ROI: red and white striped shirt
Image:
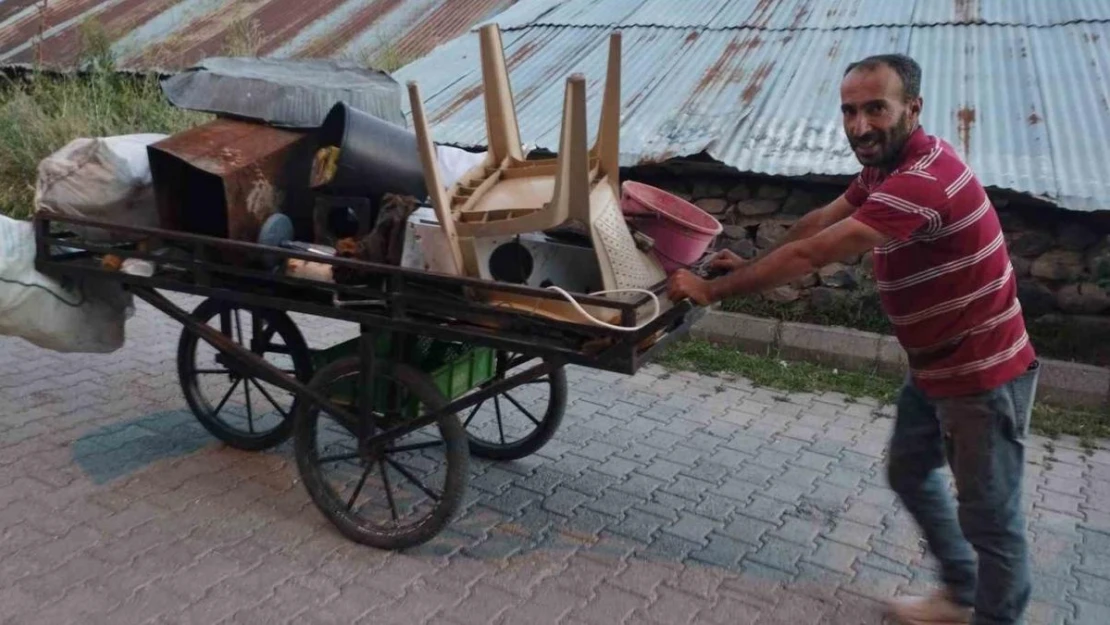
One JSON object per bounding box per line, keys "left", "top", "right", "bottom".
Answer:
{"left": 846, "top": 126, "right": 1035, "bottom": 398}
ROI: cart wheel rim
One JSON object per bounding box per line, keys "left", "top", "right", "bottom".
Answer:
{"left": 177, "top": 298, "right": 311, "bottom": 451}
{"left": 461, "top": 352, "right": 567, "bottom": 461}
{"left": 294, "top": 358, "right": 468, "bottom": 549}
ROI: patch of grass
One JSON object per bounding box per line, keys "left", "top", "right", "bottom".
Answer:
{"left": 356, "top": 34, "right": 413, "bottom": 74}
{"left": 657, "top": 338, "right": 900, "bottom": 405}
{"left": 373, "top": 44, "right": 409, "bottom": 73}
{"left": 1029, "top": 403, "right": 1110, "bottom": 445}
{"left": 76, "top": 18, "right": 115, "bottom": 72}
{"left": 222, "top": 17, "right": 265, "bottom": 57}
{"left": 0, "top": 21, "right": 207, "bottom": 219}
{"left": 658, "top": 338, "right": 1110, "bottom": 443}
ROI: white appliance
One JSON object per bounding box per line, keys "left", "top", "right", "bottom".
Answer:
{"left": 401, "top": 207, "right": 603, "bottom": 293}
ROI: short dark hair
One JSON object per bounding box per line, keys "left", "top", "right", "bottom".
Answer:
{"left": 844, "top": 53, "right": 922, "bottom": 100}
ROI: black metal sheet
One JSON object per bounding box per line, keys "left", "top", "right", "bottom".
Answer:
{"left": 160, "top": 57, "right": 407, "bottom": 129}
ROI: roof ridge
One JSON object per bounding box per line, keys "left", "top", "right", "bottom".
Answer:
{"left": 495, "top": 18, "right": 1110, "bottom": 32}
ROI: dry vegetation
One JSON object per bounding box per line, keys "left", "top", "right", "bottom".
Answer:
{"left": 0, "top": 19, "right": 207, "bottom": 219}
{"left": 222, "top": 17, "right": 266, "bottom": 57}
{"left": 355, "top": 32, "right": 413, "bottom": 74}
{"left": 0, "top": 13, "right": 421, "bottom": 219}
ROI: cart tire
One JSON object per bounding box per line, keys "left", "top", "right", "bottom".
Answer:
{"left": 177, "top": 298, "right": 313, "bottom": 451}
{"left": 294, "top": 357, "right": 469, "bottom": 550}
{"left": 465, "top": 354, "right": 567, "bottom": 461}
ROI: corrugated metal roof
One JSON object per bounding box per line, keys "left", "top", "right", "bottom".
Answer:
{"left": 0, "top": 0, "right": 520, "bottom": 71}
{"left": 396, "top": 0, "right": 1110, "bottom": 212}
{"left": 483, "top": 0, "right": 1110, "bottom": 30}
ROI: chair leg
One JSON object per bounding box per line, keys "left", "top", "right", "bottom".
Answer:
{"left": 591, "top": 32, "right": 623, "bottom": 198}
{"left": 479, "top": 23, "right": 525, "bottom": 164}
{"left": 407, "top": 81, "right": 467, "bottom": 277}
{"left": 550, "top": 74, "right": 591, "bottom": 225}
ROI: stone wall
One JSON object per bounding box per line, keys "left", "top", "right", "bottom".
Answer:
{"left": 622, "top": 161, "right": 1110, "bottom": 364}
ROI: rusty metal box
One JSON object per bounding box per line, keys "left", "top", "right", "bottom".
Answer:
{"left": 148, "top": 118, "right": 317, "bottom": 246}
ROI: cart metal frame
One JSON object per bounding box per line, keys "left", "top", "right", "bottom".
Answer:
{"left": 33, "top": 211, "right": 706, "bottom": 549}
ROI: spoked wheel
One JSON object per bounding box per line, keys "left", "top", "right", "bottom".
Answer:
{"left": 461, "top": 351, "right": 567, "bottom": 461}
{"left": 294, "top": 357, "right": 469, "bottom": 550}
{"left": 176, "top": 298, "right": 313, "bottom": 451}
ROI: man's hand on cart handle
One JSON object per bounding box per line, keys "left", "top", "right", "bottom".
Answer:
{"left": 668, "top": 217, "right": 889, "bottom": 306}
{"left": 667, "top": 269, "right": 714, "bottom": 306}
{"left": 707, "top": 249, "right": 748, "bottom": 275}
{"left": 667, "top": 249, "right": 745, "bottom": 306}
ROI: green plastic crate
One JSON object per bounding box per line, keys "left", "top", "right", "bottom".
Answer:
{"left": 309, "top": 334, "right": 496, "bottom": 418}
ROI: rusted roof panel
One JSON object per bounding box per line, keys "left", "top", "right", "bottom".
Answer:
{"left": 399, "top": 1, "right": 1110, "bottom": 212}
{"left": 486, "top": 0, "right": 913, "bottom": 29}
{"left": 486, "top": 0, "right": 1110, "bottom": 30}
{"left": 906, "top": 25, "right": 1054, "bottom": 198}
{"left": 914, "top": 0, "right": 1110, "bottom": 26}
{"left": 0, "top": 0, "right": 520, "bottom": 71}
{"left": 1029, "top": 23, "right": 1110, "bottom": 213}
{"left": 706, "top": 0, "right": 913, "bottom": 30}
{"left": 5, "top": 0, "right": 1108, "bottom": 213}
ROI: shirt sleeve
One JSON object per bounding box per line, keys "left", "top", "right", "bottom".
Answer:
{"left": 849, "top": 173, "right": 946, "bottom": 241}
{"left": 843, "top": 171, "right": 872, "bottom": 207}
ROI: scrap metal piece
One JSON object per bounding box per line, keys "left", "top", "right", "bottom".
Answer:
{"left": 160, "top": 57, "right": 406, "bottom": 128}
{"left": 147, "top": 118, "right": 317, "bottom": 247}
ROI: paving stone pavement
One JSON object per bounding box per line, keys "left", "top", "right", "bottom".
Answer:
{"left": 0, "top": 294, "right": 1108, "bottom": 625}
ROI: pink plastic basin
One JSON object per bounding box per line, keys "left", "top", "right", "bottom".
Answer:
{"left": 620, "top": 180, "right": 723, "bottom": 273}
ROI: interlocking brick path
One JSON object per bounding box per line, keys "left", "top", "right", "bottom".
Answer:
{"left": 0, "top": 293, "right": 1107, "bottom": 624}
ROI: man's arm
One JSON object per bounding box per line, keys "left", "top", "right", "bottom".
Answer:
{"left": 702, "top": 217, "right": 889, "bottom": 303}
{"left": 668, "top": 171, "right": 942, "bottom": 306}
{"left": 749, "top": 192, "right": 860, "bottom": 261}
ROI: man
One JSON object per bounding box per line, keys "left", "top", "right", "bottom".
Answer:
{"left": 668, "top": 54, "right": 1039, "bottom": 625}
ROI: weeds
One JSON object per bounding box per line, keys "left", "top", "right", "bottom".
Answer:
{"left": 356, "top": 33, "right": 412, "bottom": 74}
{"left": 0, "top": 19, "right": 206, "bottom": 219}
{"left": 657, "top": 338, "right": 901, "bottom": 405}
{"left": 659, "top": 338, "right": 1110, "bottom": 444}
{"left": 222, "top": 17, "right": 265, "bottom": 57}
{"left": 1029, "top": 403, "right": 1110, "bottom": 443}
{"left": 373, "top": 43, "right": 409, "bottom": 73}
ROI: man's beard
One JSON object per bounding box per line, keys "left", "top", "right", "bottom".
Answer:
{"left": 849, "top": 112, "right": 914, "bottom": 168}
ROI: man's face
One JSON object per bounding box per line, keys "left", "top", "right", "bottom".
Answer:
{"left": 840, "top": 64, "right": 922, "bottom": 168}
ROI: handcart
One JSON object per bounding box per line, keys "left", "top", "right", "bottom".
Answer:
{"left": 33, "top": 211, "right": 706, "bottom": 550}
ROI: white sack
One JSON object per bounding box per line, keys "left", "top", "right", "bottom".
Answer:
{"left": 34, "top": 133, "right": 167, "bottom": 241}
{"left": 0, "top": 215, "right": 131, "bottom": 353}
{"left": 435, "top": 144, "right": 488, "bottom": 189}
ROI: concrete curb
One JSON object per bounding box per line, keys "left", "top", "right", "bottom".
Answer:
{"left": 691, "top": 309, "right": 1110, "bottom": 411}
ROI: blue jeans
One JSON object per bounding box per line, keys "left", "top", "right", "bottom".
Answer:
{"left": 887, "top": 361, "right": 1040, "bottom": 625}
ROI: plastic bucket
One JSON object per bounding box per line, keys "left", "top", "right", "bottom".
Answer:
{"left": 317, "top": 101, "right": 428, "bottom": 200}
{"left": 620, "top": 181, "right": 723, "bottom": 272}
